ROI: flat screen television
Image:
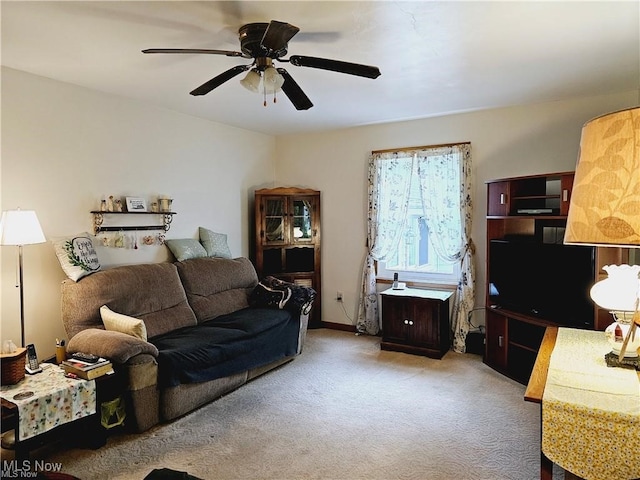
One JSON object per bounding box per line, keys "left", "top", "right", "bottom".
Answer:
{"left": 489, "top": 238, "right": 595, "bottom": 329}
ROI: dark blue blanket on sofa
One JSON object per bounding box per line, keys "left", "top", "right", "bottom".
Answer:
{"left": 150, "top": 307, "right": 300, "bottom": 387}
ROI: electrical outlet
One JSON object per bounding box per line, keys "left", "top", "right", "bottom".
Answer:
{"left": 336, "top": 291, "right": 343, "bottom": 301}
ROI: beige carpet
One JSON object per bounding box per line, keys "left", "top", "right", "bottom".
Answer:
{"left": 3, "top": 329, "right": 566, "bottom": 479}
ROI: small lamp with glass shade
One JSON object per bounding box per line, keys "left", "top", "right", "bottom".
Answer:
{"left": 564, "top": 106, "right": 640, "bottom": 364}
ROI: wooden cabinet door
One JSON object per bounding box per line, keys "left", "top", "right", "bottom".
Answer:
{"left": 290, "top": 196, "right": 318, "bottom": 245}
{"left": 487, "top": 181, "right": 510, "bottom": 216}
{"left": 407, "top": 298, "right": 440, "bottom": 349}
{"left": 381, "top": 296, "right": 408, "bottom": 344}
{"left": 485, "top": 310, "right": 507, "bottom": 370}
{"left": 258, "top": 195, "right": 289, "bottom": 246}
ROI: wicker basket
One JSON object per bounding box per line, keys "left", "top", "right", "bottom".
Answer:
{"left": 1, "top": 348, "right": 27, "bottom": 385}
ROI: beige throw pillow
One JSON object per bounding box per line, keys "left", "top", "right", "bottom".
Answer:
{"left": 100, "top": 305, "right": 148, "bottom": 341}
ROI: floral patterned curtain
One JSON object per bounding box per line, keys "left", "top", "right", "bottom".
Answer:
{"left": 357, "top": 144, "right": 475, "bottom": 353}
{"left": 416, "top": 144, "right": 475, "bottom": 352}
{"left": 356, "top": 153, "right": 413, "bottom": 335}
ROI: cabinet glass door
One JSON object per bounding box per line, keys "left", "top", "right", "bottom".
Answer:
{"left": 291, "top": 198, "right": 314, "bottom": 244}
{"left": 264, "top": 197, "right": 286, "bottom": 244}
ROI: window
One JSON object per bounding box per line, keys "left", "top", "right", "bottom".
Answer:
{"left": 377, "top": 158, "right": 459, "bottom": 285}
{"left": 359, "top": 142, "right": 473, "bottom": 344}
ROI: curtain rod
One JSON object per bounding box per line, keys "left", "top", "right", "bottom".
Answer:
{"left": 372, "top": 141, "right": 470, "bottom": 155}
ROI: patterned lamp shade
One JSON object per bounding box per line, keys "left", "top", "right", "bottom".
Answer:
{"left": 564, "top": 106, "right": 640, "bottom": 246}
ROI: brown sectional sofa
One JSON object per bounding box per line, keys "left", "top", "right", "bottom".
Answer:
{"left": 61, "top": 257, "right": 309, "bottom": 432}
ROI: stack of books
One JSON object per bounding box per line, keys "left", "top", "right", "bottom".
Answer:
{"left": 61, "top": 357, "right": 114, "bottom": 380}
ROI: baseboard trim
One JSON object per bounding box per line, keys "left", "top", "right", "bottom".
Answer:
{"left": 319, "top": 321, "right": 358, "bottom": 333}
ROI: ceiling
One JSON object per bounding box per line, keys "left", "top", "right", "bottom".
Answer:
{"left": 2, "top": 1, "right": 639, "bottom": 136}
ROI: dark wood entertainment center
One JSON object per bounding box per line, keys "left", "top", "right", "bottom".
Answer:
{"left": 485, "top": 171, "right": 628, "bottom": 384}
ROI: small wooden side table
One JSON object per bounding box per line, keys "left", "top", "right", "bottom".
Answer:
{"left": 380, "top": 287, "right": 452, "bottom": 359}
{"left": 1, "top": 365, "right": 124, "bottom": 461}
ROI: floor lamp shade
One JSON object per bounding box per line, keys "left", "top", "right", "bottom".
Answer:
{"left": 0, "top": 209, "right": 46, "bottom": 347}
{"left": 564, "top": 106, "right": 640, "bottom": 247}
{"left": 0, "top": 210, "right": 46, "bottom": 246}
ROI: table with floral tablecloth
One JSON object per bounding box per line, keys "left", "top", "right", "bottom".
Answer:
{"left": 0, "top": 364, "right": 96, "bottom": 441}
{"left": 542, "top": 327, "right": 640, "bottom": 480}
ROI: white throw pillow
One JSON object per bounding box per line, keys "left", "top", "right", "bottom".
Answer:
{"left": 52, "top": 232, "right": 101, "bottom": 281}
{"left": 100, "top": 305, "right": 148, "bottom": 341}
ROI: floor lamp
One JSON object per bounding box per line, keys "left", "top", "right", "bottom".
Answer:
{"left": 0, "top": 209, "right": 46, "bottom": 347}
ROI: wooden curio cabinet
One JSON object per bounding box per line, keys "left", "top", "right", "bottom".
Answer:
{"left": 253, "top": 187, "right": 321, "bottom": 327}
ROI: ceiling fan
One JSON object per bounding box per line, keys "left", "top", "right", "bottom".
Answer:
{"left": 142, "top": 20, "right": 381, "bottom": 110}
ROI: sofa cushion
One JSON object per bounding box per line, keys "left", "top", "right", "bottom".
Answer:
{"left": 151, "top": 307, "right": 299, "bottom": 387}
{"left": 175, "top": 257, "right": 259, "bottom": 323}
{"left": 61, "top": 262, "right": 197, "bottom": 339}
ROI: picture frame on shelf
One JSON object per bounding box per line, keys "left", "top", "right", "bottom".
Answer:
{"left": 125, "top": 197, "right": 147, "bottom": 212}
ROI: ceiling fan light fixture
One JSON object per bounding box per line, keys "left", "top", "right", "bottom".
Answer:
{"left": 262, "top": 66, "right": 285, "bottom": 94}
{"left": 240, "top": 69, "right": 261, "bottom": 93}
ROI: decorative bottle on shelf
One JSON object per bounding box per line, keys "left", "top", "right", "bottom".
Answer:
{"left": 100, "top": 199, "right": 107, "bottom": 212}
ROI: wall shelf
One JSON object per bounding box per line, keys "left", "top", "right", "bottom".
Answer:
{"left": 90, "top": 211, "right": 176, "bottom": 234}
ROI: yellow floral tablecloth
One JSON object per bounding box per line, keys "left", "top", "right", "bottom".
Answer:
{"left": 542, "top": 327, "right": 640, "bottom": 480}
{"left": 0, "top": 364, "right": 96, "bottom": 441}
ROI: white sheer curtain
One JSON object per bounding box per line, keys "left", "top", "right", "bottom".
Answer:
{"left": 357, "top": 144, "right": 475, "bottom": 353}
{"left": 416, "top": 144, "right": 474, "bottom": 352}
{"left": 356, "top": 153, "right": 413, "bottom": 335}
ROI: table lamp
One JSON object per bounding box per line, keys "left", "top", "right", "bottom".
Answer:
{"left": 0, "top": 209, "right": 46, "bottom": 347}
{"left": 564, "top": 106, "right": 640, "bottom": 361}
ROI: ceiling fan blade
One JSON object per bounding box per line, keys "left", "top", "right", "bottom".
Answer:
{"left": 277, "top": 68, "right": 313, "bottom": 110}
{"left": 142, "top": 48, "right": 245, "bottom": 57}
{"left": 261, "top": 20, "right": 300, "bottom": 53}
{"left": 190, "top": 65, "right": 250, "bottom": 96}
{"left": 288, "top": 55, "right": 381, "bottom": 79}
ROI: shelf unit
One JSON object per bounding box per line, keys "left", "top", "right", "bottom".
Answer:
{"left": 90, "top": 211, "right": 176, "bottom": 235}
{"left": 484, "top": 171, "right": 628, "bottom": 384}
{"left": 253, "top": 187, "right": 321, "bottom": 328}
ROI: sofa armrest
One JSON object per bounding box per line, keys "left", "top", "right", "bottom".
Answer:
{"left": 67, "top": 328, "right": 159, "bottom": 364}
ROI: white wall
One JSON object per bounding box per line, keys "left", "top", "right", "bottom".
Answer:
{"left": 1, "top": 67, "right": 275, "bottom": 359}
{"left": 2, "top": 65, "right": 637, "bottom": 360}
{"left": 275, "top": 91, "right": 639, "bottom": 328}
